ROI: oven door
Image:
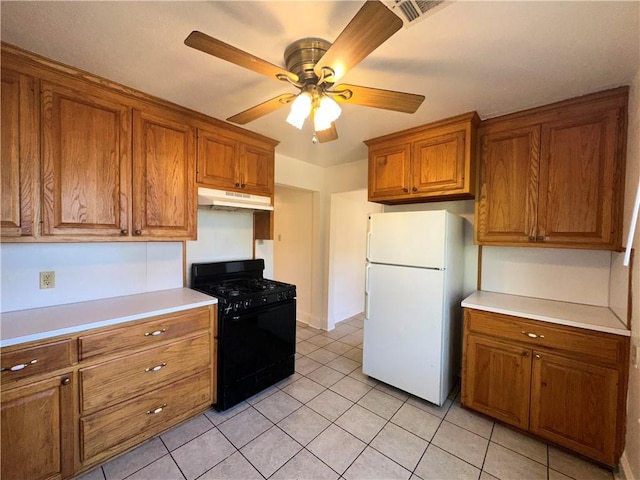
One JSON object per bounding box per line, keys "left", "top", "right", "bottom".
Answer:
{"left": 218, "top": 299, "right": 296, "bottom": 407}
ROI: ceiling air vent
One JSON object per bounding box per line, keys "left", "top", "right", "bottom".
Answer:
{"left": 385, "top": 0, "right": 453, "bottom": 27}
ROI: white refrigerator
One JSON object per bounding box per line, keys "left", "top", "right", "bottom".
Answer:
{"left": 363, "top": 210, "right": 464, "bottom": 406}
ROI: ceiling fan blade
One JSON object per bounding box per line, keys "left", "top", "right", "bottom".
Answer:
{"left": 185, "top": 31, "right": 298, "bottom": 83}
{"left": 226, "top": 93, "right": 296, "bottom": 124}
{"left": 313, "top": 1, "right": 402, "bottom": 84}
{"left": 333, "top": 84, "right": 425, "bottom": 113}
{"left": 316, "top": 123, "right": 339, "bottom": 143}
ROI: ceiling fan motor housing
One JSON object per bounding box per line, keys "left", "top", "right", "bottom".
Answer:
{"left": 284, "top": 38, "right": 332, "bottom": 84}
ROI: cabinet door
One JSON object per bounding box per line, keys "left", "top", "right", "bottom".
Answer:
{"left": 41, "top": 81, "right": 131, "bottom": 238}
{"left": 132, "top": 109, "right": 196, "bottom": 239}
{"left": 196, "top": 129, "right": 240, "bottom": 189}
{"left": 1, "top": 68, "right": 38, "bottom": 238}
{"left": 368, "top": 143, "right": 412, "bottom": 201}
{"left": 241, "top": 141, "right": 274, "bottom": 196}
{"left": 476, "top": 125, "right": 540, "bottom": 244}
{"left": 530, "top": 351, "right": 618, "bottom": 465}
{"left": 1, "top": 373, "right": 75, "bottom": 480}
{"left": 462, "top": 334, "right": 531, "bottom": 429}
{"left": 412, "top": 131, "right": 465, "bottom": 195}
{"left": 538, "top": 108, "right": 620, "bottom": 248}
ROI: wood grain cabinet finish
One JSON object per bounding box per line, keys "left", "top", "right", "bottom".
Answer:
{"left": 132, "top": 108, "right": 196, "bottom": 240}
{"left": 41, "top": 80, "right": 131, "bottom": 238}
{"left": 476, "top": 87, "right": 628, "bottom": 250}
{"left": 1, "top": 371, "right": 75, "bottom": 480}
{"left": 0, "top": 305, "right": 216, "bottom": 479}
{"left": 461, "top": 308, "right": 629, "bottom": 467}
{"left": 1, "top": 42, "right": 279, "bottom": 243}
{"left": 1, "top": 67, "right": 38, "bottom": 238}
{"left": 196, "top": 127, "right": 275, "bottom": 198}
{"left": 365, "top": 112, "right": 479, "bottom": 204}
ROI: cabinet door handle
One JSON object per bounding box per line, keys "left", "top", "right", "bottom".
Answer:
{"left": 121, "top": 229, "right": 128, "bottom": 235}
{"left": 536, "top": 236, "right": 546, "bottom": 241}
{"left": 1, "top": 359, "right": 38, "bottom": 372}
{"left": 522, "top": 351, "right": 529, "bottom": 357}
{"left": 144, "top": 328, "right": 167, "bottom": 337}
{"left": 522, "top": 331, "right": 544, "bottom": 339}
{"left": 535, "top": 354, "right": 541, "bottom": 359}
{"left": 235, "top": 182, "right": 240, "bottom": 187}
{"left": 134, "top": 230, "right": 142, "bottom": 236}
{"left": 528, "top": 236, "right": 536, "bottom": 241}
{"left": 145, "top": 362, "right": 167, "bottom": 372}
{"left": 403, "top": 188, "right": 409, "bottom": 193}
{"left": 412, "top": 187, "right": 418, "bottom": 192}
{"left": 146, "top": 403, "right": 167, "bottom": 415}
{"left": 61, "top": 377, "right": 71, "bottom": 385}
{"left": 241, "top": 183, "right": 246, "bottom": 188}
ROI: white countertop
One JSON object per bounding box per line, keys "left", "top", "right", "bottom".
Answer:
{"left": 461, "top": 291, "right": 630, "bottom": 337}
{"left": 0, "top": 288, "right": 217, "bottom": 348}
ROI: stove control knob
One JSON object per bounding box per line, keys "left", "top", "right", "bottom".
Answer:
{"left": 244, "top": 299, "right": 251, "bottom": 309}
{"left": 262, "top": 297, "right": 268, "bottom": 304}
{"left": 277, "top": 293, "right": 283, "bottom": 301}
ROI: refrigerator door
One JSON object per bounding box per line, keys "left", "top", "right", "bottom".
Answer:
{"left": 367, "top": 211, "right": 447, "bottom": 269}
{"left": 363, "top": 262, "right": 446, "bottom": 405}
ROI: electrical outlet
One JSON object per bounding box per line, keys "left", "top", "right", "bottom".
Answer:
{"left": 39, "top": 271, "right": 55, "bottom": 289}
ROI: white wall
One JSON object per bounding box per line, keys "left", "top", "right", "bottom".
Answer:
{"left": 274, "top": 186, "right": 314, "bottom": 324}
{"left": 185, "top": 207, "right": 254, "bottom": 287}
{"left": 327, "top": 189, "right": 382, "bottom": 329}
{"left": 617, "top": 67, "right": 640, "bottom": 480}
{"left": 0, "top": 242, "right": 183, "bottom": 312}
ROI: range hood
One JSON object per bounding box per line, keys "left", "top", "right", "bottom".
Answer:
{"left": 197, "top": 187, "right": 273, "bottom": 211}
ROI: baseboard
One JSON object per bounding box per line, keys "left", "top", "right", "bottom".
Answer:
{"left": 617, "top": 451, "right": 636, "bottom": 480}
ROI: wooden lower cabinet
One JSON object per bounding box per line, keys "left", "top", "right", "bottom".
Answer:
{"left": 463, "top": 335, "right": 531, "bottom": 430}
{"left": 1, "top": 372, "right": 75, "bottom": 480}
{"left": 462, "top": 308, "right": 629, "bottom": 467}
{"left": 530, "top": 351, "right": 619, "bottom": 462}
{"left": 0, "top": 305, "right": 216, "bottom": 479}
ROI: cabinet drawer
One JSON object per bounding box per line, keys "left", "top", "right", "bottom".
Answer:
{"left": 1, "top": 339, "right": 73, "bottom": 384}
{"left": 465, "top": 309, "right": 624, "bottom": 367}
{"left": 80, "top": 333, "right": 211, "bottom": 412}
{"left": 78, "top": 307, "right": 211, "bottom": 360}
{"left": 81, "top": 370, "right": 211, "bottom": 463}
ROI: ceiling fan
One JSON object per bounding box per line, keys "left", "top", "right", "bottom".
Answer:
{"left": 184, "top": 0, "right": 425, "bottom": 144}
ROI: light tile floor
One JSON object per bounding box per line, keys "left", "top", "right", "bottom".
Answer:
{"left": 75, "top": 314, "right": 616, "bottom": 480}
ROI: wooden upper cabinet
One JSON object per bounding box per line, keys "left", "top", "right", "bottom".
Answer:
{"left": 132, "top": 108, "right": 196, "bottom": 239}
{"left": 197, "top": 127, "right": 275, "bottom": 198}
{"left": 366, "top": 112, "right": 479, "bottom": 204}
{"left": 196, "top": 129, "right": 239, "bottom": 189}
{"left": 1, "top": 67, "right": 38, "bottom": 238}
{"left": 41, "top": 80, "right": 131, "bottom": 238}
{"left": 242, "top": 141, "right": 274, "bottom": 196}
{"left": 476, "top": 125, "right": 540, "bottom": 243}
{"left": 367, "top": 143, "right": 411, "bottom": 200}
{"left": 476, "top": 87, "right": 628, "bottom": 250}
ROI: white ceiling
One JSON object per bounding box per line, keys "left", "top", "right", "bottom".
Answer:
{"left": 1, "top": 1, "right": 639, "bottom": 167}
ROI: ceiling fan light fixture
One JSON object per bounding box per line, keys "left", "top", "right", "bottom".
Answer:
{"left": 286, "top": 92, "right": 312, "bottom": 129}
{"left": 313, "top": 95, "right": 341, "bottom": 132}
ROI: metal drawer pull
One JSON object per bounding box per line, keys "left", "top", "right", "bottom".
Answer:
{"left": 522, "top": 331, "right": 544, "bottom": 339}
{"left": 1, "top": 359, "right": 38, "bottom": 372}
{"left": 146, "top": 403, "right": 167, "bottom": 415}
{"left": 144, "top": 328, "right": 167, "bottom": 337}
{"left": 145, "top": 362, "right": 167, "bottom": 372}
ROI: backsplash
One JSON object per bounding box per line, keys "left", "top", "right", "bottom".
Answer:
{"left": 0, "top": 242, "right": 183, "bottom": 312}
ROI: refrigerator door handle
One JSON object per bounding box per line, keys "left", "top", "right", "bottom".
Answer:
{"left": 364, "top": 264, "right": 370, "bottom": 319}
{"left": 366, "top": 231, "right": 372, "bottom": 261}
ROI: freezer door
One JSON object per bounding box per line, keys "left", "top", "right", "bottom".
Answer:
{"left": 363, "top": 263, "right": 446, "bottom": 405}
{"left": 367, "top": 211, "right": 447, "bottom": 268}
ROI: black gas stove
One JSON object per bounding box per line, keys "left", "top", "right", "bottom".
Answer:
{"left": 194, "top": 277, "right": 296, "bottom": 315}
{"left": 191, "top": 259, "right": 296, "bottom": 410}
